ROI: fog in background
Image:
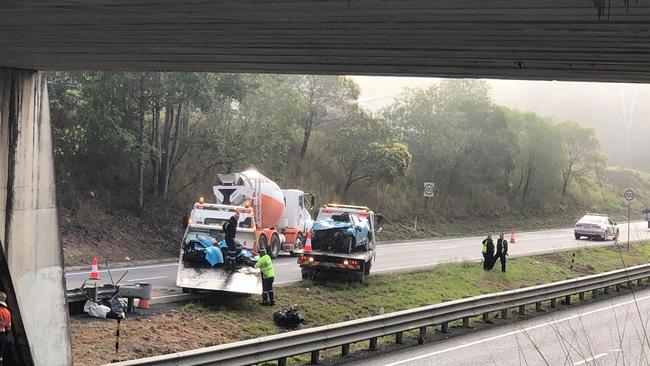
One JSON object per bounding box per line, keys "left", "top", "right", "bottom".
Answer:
{"left": 352, "top": 76, "right": 650, "bottom": 172}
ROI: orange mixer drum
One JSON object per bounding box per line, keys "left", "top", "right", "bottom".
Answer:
{"left": 239, "top": 170, "right": 285, "bottom": 228}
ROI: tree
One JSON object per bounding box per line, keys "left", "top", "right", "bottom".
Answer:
{"left": 331, "top": 111, "right": 411, "bottom": 199}
{"left": 291, "top": 75, "right": 359, "bottom": 161}
{"left": 504, "top": 108, "right": 564, "bottom": 206}
{"left": 558, "top": 122, "right": 601, "bottom": 199}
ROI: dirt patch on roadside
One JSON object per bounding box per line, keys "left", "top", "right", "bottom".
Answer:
{"left": 70, "top": 299, "right": 265, "bottom": 366}
{"left": 61, "top": 199, "right": 183, "bottom": 266}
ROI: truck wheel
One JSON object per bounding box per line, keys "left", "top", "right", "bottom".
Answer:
{"left": 270, "top": 234, "right": 281, "bottom": 258}
{"left": 258, "top": 235, "right": 268, "bottom": 254}
{"left": 574, "top": 234, "right": 580, "bottom": 240}
{"left": 364, "top": 262, "right": 371, "bottom": 275}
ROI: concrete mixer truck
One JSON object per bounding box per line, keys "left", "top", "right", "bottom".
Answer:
{"left": 213, "top": 170, "right": 314, "bottom": 258}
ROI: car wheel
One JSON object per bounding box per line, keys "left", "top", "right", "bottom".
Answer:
{"left": 574, "top": 234, "right": 580, "bottom": 240}
{"left": 270, "top": 234, "right": 281, "bottom": 258}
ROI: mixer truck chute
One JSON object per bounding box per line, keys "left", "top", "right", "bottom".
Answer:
{"left": 214, "top": 170, "right": 314, "bottom": 258}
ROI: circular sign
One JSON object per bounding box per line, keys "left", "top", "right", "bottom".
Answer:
{"left": 624, "top": 189, "right": 636, "bottom": 202}
{"left": 424, "top": 183, "right": 435, "bottom": 197}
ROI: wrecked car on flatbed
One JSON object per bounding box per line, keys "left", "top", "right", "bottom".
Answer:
{"left": 295, "top": 204, "right": 381, "bottom": 283}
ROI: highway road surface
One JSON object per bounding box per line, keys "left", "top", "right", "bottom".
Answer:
{"left": 65, "top": 221, "right": 650, "bottom": 293}
{"left": 345, "top": 285, "right": 650, "bottom": 366}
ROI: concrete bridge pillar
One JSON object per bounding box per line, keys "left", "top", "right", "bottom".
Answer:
{"left": 0, "top": 68, "right": 72, "bottom": 365}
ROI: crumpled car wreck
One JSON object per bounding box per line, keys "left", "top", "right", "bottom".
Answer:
{"left": 311, "top": 212, "right": 371, "bottom": 253}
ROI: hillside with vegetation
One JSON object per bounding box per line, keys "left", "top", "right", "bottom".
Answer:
{"left": 47, "top": 73, "right": 650, "bottom": 265}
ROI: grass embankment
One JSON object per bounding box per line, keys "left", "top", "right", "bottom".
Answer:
{"left": 72, "top": 242, "right": 650, "bottom": 365}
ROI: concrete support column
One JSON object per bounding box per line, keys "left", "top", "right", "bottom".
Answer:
{"left": 0, "top": 68, "right": 72, "bottom": 366}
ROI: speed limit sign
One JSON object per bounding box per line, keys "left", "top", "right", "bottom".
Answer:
{"left": 624, "top": 189, "right": 636, "bottom": 202}
{"left": 423, "top": 182, "right": 435, "bottom": 197}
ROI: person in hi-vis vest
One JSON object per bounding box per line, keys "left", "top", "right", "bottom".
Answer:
{"left": 481, "top": 233, "right": 495, "bottom": 271}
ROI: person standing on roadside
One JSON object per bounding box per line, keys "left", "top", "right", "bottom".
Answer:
{"left": 0, "top": 291, "right": 11, "bottom": 366}
{"left": 255, "top": 247, "right": 275, "bottom": 306}
{"left": 494, "top": 232, "right": 509, "bottom": 272}
{"left": 482, "top": 233, "right": 495, "bottom": 271}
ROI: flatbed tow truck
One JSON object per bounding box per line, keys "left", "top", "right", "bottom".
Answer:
{"left": 295, "top": 204, "right": 381, "bottom": 283}
{"left": 177, "top": 201, "right": 262, "bottom": 295}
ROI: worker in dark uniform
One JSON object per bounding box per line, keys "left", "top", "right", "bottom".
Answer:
{"left": 494, "top": 232, "right": 509, "bottom": 272}
{"left": 482, "top": 232, "right": 495, "bottom": 271}
{"left": 223, "top": 211, "right": 240, "bottom": 250}
{"left": 255, "top": 247, "right": 275, "bottom": 306}
{"left": 222, "top": 211, "right": 240, "bottom": 268}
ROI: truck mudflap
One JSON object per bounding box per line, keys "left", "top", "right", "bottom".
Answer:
{"left": 176, "top": 259, "right": 262, "bottom": 295}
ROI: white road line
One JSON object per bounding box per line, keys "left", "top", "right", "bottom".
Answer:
{"left": 383, "top": 293, "right": 650, "bottom": 366}
{"left": 126, "top": 276, "right": 166, "bottom": 282}
{"left": 573, "top": 353, "right": 607, "bottom": 365}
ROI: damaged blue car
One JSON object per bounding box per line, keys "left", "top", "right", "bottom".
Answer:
{"left": 311, "top": 212, "right": 371, "bottom": 253}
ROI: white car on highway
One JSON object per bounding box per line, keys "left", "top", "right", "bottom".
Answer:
{"left": 574, "top": 213, "right": 619, "bottom": 241}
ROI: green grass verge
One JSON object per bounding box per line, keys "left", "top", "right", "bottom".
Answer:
{"left": 192, "top": 241, "right": 650, "bottom": 336}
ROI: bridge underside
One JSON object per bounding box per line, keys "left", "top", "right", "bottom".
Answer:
{"left": 2, "top": 0, "right": 650, "bottom": 82}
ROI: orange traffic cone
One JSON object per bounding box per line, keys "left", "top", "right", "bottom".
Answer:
{"left": 137, "top": 298, "right": 149, "bottom": 309}
{"left": 304, "top": 231, "right": 313, "bottom": 251}
{"left": 510, "top": 228, "right": 516, "bottom": 244}
{"left": 89, "top": 257, "right": 100, "bottom": 280}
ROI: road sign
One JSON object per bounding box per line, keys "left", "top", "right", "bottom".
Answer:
{"left": 423, "top": 182, "right": 435, "bottom": 197}
{"left": 624, "top": 189, "right": 636, "bottom": 202}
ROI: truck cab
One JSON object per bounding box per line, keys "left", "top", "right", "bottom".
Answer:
{"left": 279, "top": 189, "right": 314, "bottom": 253}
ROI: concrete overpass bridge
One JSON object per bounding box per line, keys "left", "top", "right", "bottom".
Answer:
{"left": 1, "top": 1, "right": 649, "bottom": 364}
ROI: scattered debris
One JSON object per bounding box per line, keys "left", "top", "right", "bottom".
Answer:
{"left": 273, "top": 305, "right": 304, "bottom": 329}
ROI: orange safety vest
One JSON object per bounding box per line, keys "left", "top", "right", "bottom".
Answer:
{"left": 0, "top": 306, "right": 11, "bottom": 332}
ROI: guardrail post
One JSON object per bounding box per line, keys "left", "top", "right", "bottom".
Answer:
{"left": 550, "top": 298, "right": 557, "bottom": 308}
{"left": 518, "top": 305, "right": 526, "bottom": 317}
{"left": 637, "top": 279, "right": 643, "bottom": 287}
{"left": 616, "top": 284, "right": 621, "bottom": 292}
{"left": 463, "top": 317, "right": 470, "bottom": 327}
{"left": 441, "top": 322, "right": 449, "bottom": 333}
{"left": 565, "top": 295, "right": 572, "bottom": 305}
{"left": 342, "top": 344, "right": 349, "bottom": 356}
{"left": 482, "top": 312, "right": 489, "bottom": 323}
{"left": 396, "top": 332, "right": 404, "bottom": 344}
{"left": 418, "top": 327, "right": 426, "bottom": 344}
{"left": 592, "top": 289, "right": 598, "bottom": 298}
{"left": 579, "top": 292, "right": 585, "bottom": 301}
{"left": 501, "top": 309, "right": 508, "bottom": 318}
{"left": 628, "top": 281, "right": 633, "bottom": 288}
{"left": 278, "top": 357, "right": 287, "bottom": 366}
{"left": 369, "top": 337, "right": 378, "bottom": 351}
{"left": 535, "top": 302, "right": 542, "bottom": 312}
{"left": 604, "top": 286, "right": 610, "bottom": 294}
{"left": 311, "top": 350, "right": 320, "bottom": 364}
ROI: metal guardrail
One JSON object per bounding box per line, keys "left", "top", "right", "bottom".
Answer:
{"left": 108, "top": 263, "right": 650, "bottom": 366}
